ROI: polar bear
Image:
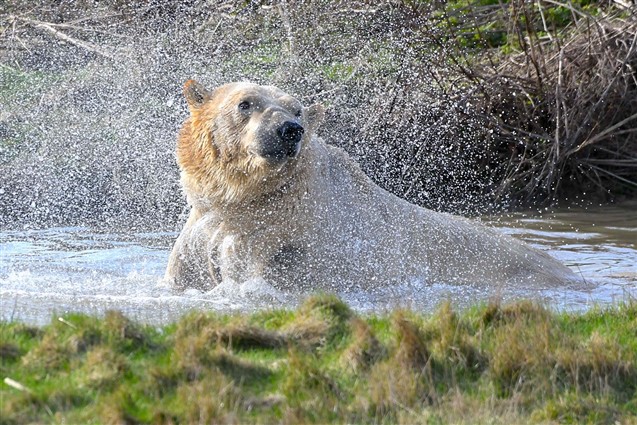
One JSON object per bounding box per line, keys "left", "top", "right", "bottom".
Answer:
{"left": 165, "top": 80, "right": 574, "bottom": 291}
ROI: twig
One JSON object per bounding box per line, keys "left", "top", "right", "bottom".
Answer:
{"left": 4, "top": 377, "right": 32, "bottom": 393}
{"left": 277, "top": 0, "right": 295, "bottom": 61}
{"left": 537, "top": 0, "right": 554, "bottom": 42}
{"left": 12, "top": 15, "right": 119, "bottom": 60}
{"left": 587, "top": 164, "right": 637, "bottom": 188}
{"left": 584, "top": 158, "right": 637, "bottom": 165}
{"left": 58, "top": 317, "right": 77, "bottom": 329}
{"left": 569, "top": 112, "right": 637, "bottom": 154}
{"left": 555, "top": 49, "right": 563, "bottom": 159}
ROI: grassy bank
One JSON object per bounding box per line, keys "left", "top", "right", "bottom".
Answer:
{"left": 1, "top": 295, "right": 635, "bottom": 424}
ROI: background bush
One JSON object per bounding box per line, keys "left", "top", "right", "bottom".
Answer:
{"left": 1, "top": 0, "right": 635, "bottom": 229}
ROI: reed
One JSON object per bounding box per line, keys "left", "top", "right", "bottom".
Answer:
{"left": 441, "top": 1, "right": 637, "bottom": 206}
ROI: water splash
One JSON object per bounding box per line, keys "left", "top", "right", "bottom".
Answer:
{"left": 1, "top": 2, "right": 506, "bottom": 230}
{"left": 2, "top": 205, "right": 635, "bottom": 325}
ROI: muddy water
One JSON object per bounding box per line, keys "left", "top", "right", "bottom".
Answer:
{"left": 1, "top": 203, "right": 635, "bottom": 325}
{"left": 486, "top": 202, "right": 636, "bottom": 306}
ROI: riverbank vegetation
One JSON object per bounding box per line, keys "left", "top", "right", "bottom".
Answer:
{"left": 0, "top": 1, "right": 636, "bottom": 228}
{"left": 1, "top": 295, "right": 635, "bottom": 424}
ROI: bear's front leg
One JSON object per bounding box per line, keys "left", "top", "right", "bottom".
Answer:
{"left": 214, "top": 232, "right": 276, "bottom": 286}
{"left": 165, "top": 209, "right": 221, "bottom": 291}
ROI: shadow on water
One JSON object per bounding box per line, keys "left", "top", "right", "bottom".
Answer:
{"left": 1, "top": 202, "right": 635, "bottom": 325}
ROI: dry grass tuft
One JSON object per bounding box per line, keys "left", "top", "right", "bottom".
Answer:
{"left": 362, "top": 312, "right": 435, "bottom": 418}
{"left": 283, "top": 317, "right": 332, "bottom": 349}
{"left": 283, "top": 294, "right": 353, "bottom": 349}
{"left": 340, "top": 317, "right": 386, "bottom": 372}
{"left": 65, "top": 327, "right": 102, "bottom": 355}
{"left": 173, "top": 313, "right": 227, "bottom": 359}
{"left": 488, "top": 301, "right": 637, "bottom": 403}
{"left": 103, "top": 310, "right": 152, "bottom": 349}
{"left": 392, "top": 311, "right": 430, "bottom": 371}
{"left": 173, "top": 327, "right": 272, "bottom": 384}
{"left": 177, "top": 313, "right": 288, "bottom": 350}
{"left": 531, "top": 392, "right": 626, "bottom": 424}
{"left": 489, "top": 309, "right": 555, "bottom": 395}
{"left": 80, "top": 345, "right": 128, "bottom": 389}
{"left": 555, "top": 330, "right": 637, "bottom": 394}
{"left": 9, "top": 323, "right": 42, "bottom": 338}
{"left": 482, "top": 300, "right": 551, "bottom": 326}
{"left": 97, "top": 387, "right": 148, "bottom": 425}
{"left": 172, "top": 312, "right": 221, "bottom": 346}
{"left": 20, "top": 332, "right": 71, "bottom": 370}
{"left": 1, "top": 391, "right": 41, "bottom": 425}
{"left": 282, "top": 349, "right": 344, "bottom": 418}
{"left": 367, "top": 360, "right": 426, "bottom": 419}
{"left": 426, "top": 302, "right": 485, "bottom": 371}
{"left": 296, "top": 293, "right": 353, "bottom": 323}
{"left": 172, "top": 331, "right": 218, "bottom": 379}
{"left": 214, "top": 324, "right": 288, "bottom": 350}
{"left": 207, "top": 346, "right": 273, "bottom": 384}
{"left": 42, "top": 387, "right": 91, "bottom": 417}
{"left": 173, "top": 312, "right": 286, "bottom": 351}
{"left": 146, "top": 364, "right": 182, "bottom": 398}
{"left": 20, "top": 317, "right": 102, "bottom": 370}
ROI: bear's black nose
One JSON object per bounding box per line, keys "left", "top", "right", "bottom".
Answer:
{"left": 277, "top": 121, "right": 304, "bottom": 148}
{"left": 259, "top": 121, "right": 305, "bottom": 161}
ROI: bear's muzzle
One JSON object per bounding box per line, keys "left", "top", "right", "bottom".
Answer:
{"left": 259, "top": 121, "right": 304, "bottom": 162}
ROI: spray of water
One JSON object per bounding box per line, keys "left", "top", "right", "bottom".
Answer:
{"left": 0, "top": 2, "right": 510, "bottom": 230}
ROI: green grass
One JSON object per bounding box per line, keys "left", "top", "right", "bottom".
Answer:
{"left": 0, "top": 66, "right": 55, "bottom": 160}
{"left": 0, "top": 65, "right": 61, "bottom": 103}
{"left": 1, "top": 295, "right": 635, "bottom": 424}
{"left": 440, "top": 0, "right": 610, "bottom": 51}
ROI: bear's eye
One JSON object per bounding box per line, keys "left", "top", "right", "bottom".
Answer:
{"left": 295, "top": 109, "right": 302, "bottom": 118}
{"left": 238, "top": 101, "right": 251, "bottom": 112}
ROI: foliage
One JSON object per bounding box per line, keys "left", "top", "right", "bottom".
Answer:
{"left": 432, "top": 0, "right": 637, "bottom": 205}
{"left": 2, "top": 295, "right": 636, "bottom": 424}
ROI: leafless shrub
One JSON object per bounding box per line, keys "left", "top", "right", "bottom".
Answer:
{"left": 439, "top": 2, "right": 637, "bottom": 205}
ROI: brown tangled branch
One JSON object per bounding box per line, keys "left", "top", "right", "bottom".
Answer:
{"left": 7, "top": 15, "right": 121, "bottom": 60}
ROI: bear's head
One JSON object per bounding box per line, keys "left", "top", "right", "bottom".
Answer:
{"left": 177, "top": 81, "right": 325, "bottom": 209}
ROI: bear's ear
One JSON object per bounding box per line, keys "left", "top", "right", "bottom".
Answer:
{"left": 306, "top": 104, "right": 325, "bottom": 132}
{"left": 183, "top": 79, "right": 211, "bottom": 111}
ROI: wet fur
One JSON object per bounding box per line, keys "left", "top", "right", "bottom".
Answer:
{"left": 166, "top": 81, "right": 575, "bottom": 291}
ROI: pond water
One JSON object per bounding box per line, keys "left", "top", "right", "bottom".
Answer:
{"left": 1, "top": 202, "right": 635, "bottom": 325}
